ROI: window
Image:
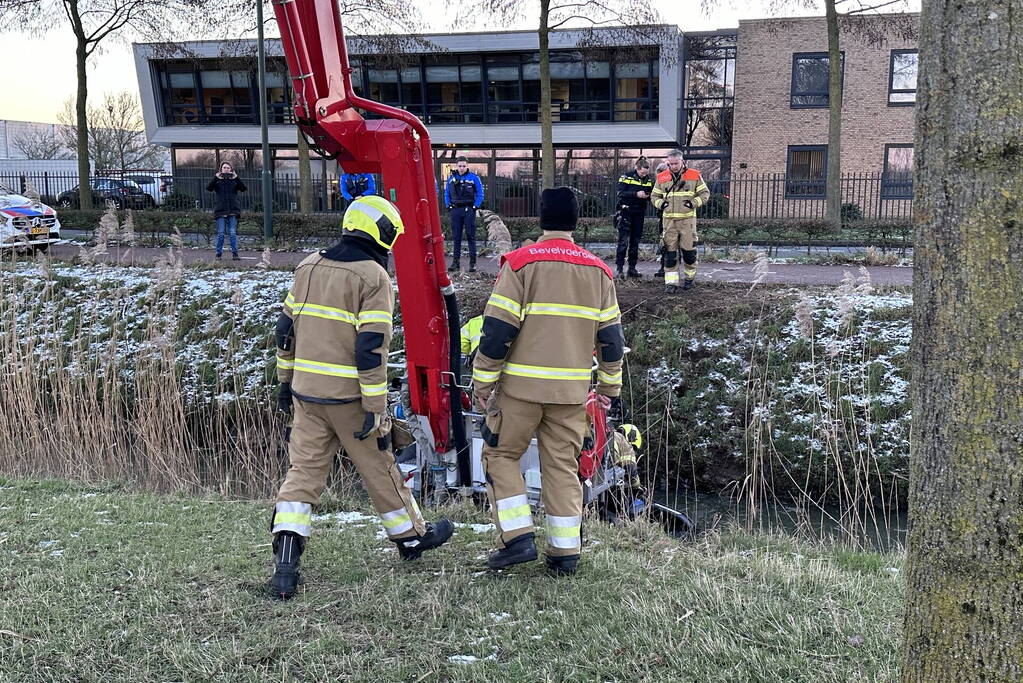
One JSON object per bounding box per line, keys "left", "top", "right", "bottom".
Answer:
{"left": 889, "top": 50, "right": 918, "bottom": 105}
{"left": 882, "top": 144, "right": 914, "bottom": 198}
{"left": 159, "top": 66, "right": 200, "bottom": 124}
{"left": 200, "top": 70, "right": 254, "bottom": 124}
{"left": 684, "top": 33, "right": 736, "bottom": 148}
{"left": 615, "top": 60, "right": 656, "bottom": 121}
{"left": 791, "top": 53, "right": 843, "bottom": 108}
{"left": 786, "top": 145, "right": 828, "bottom": 198}
{"left": 266, "top": 66, "right": 294, "bottom": 124}
{"left": 424, "top": 55, "right": 483, "bottom": 124}
{"left": 486, "top": 55, "right": 524, "bottom": 122}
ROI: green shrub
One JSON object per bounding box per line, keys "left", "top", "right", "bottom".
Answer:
{"left": 698, "top": 193, "right": 730, "bottom": 219}
{"left": 162, "top": 190, "right": 197, "bottom": 211}
{"left": 841, "top": 202, "right": 864, "bottom": 224}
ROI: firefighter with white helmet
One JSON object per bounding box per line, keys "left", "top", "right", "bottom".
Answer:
{"left": 270, "top": 195, "right": 454, "bottom": 600}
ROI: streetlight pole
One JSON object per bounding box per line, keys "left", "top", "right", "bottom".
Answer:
{"left": 256, "top": 0, "right": 273, "bottom": 241}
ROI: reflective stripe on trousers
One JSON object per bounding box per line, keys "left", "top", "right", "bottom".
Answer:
{"left": 665, "top": 272, "right": 680, "bottom": 284}
{"left": 496, "top": 494, "right": 532, "bottom": 531}
{"left": 547, "top": 514, "right": 581, "bottom": 550}
{"left": 273, "top": 501, "right": 313, "bottom": 537}
{"left": 380, "top": 507, "right": 414, "bottom": 536}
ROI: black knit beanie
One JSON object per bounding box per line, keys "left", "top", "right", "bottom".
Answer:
{"left": 539, "top": 187, "right": 578, "bottom": 232}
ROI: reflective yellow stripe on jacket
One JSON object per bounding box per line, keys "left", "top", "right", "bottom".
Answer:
{"left": 286, "top": 294, "right": 392, "bottom": 328}
{"left": 487, "top": 293, "right": 522, "bottom": 318}
{"left": 292, "top": 358, "right": 359, "bottom": 378}
{"left": 504, "top": 363, "right": 592, "bottom": 381}
{"left": 521, "top": 302, "right": 620, "bottom": 322}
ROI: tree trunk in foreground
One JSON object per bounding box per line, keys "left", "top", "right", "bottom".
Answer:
{"left": 902, "top": 1, "right": 1023, "bottom": 681}
{"left": 538, "top": 0, "right": 555, "bottom": 189}
{"left": 297, "top": 127, "right": 312, "bottom": 213}
{"left": 75, "top": 37, "right": 93, "bottom": 209}
{"left": 824, "top": 0, "right": 843, "bottom": 227}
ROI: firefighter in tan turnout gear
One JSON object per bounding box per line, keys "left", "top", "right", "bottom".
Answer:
{"left": 651, "top": 149, "right": 710, "bottom": 293}
{"left": 472, "top": 187, "right": 626, "bottom": 575}
{"left": 270, "top": 196, "right": 454, "bottom": 600}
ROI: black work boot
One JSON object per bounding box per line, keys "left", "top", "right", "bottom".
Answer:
{"left": 394, "top": 519, "right": 455, "bottom": 561}
{"left": 487, "top": 532, "right": 538, "bottom": 569}
{"left": 546, "top": 554, "right": 580, "bottom": 576}
{"left": 468, "top": 258, "right": 477, "bottom": 273}
{"left": 627, "top": 267, "right": 641, "bottom": 278}
{"left": 654, "top": 267, "right": 665, "bottom": 278}
{"left": 615, "top": 266, "right": 625, "bottom": 279}
{"left": 448, "top": 258, "right": 461, "bottom": 273}
{"left": 665, "top": 284, "right": 679, "bottom": 294}
{"left": 271, "top": 531, "right": 305, "bottom": 600}
{"left": 682, "top": 279, "right": 695, "bottom": 291}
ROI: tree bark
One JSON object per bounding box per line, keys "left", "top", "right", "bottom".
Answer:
{"left": 902, "top": 1, "right": 1023, "bottom": 681}
{"left": 538, "top": 0, "right": 555, "bottom": 189}
{"left": 297, "top": 127, "right": 312, "bottom": 213}
{"left": 75, "top": 37, "right": 92, "bottom": 209}
{"left": 824, "top": 0, "right": 842, "bottom": 227}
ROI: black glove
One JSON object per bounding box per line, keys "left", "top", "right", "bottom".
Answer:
{"left": 277, "top": 382, "right": 293, "bottom": 413}
{"left": 354, "top": 411, "right": 390, "bottom": 440}
{"left": 608, "top": 396, "right": 623, "bottom": 421}
{"left": 683, "top": 199, "right": 694, "bottom": 210}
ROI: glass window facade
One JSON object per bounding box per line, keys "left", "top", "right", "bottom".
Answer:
{"left": 888, "top": 50, "right": 918, "bottom": 105}
{"left": 153, "top": 48, "right": 659, "bottom": 127}
{"left": 156, "top": 59, "right": 294, "bottom": 125}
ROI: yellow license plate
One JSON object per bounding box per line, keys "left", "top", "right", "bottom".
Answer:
{"left": 29, "top": 226, "right": 47, "bottom": 235}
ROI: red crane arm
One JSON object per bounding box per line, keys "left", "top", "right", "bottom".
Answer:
{"left": 272, "top": 0, "right": 462, "bottom": 458}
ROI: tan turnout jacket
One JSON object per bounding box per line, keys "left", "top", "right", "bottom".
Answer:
{"left": 472, "top": 232, "right": 625, "bottom": 404}
{"left": 276, "top": 252, "right": 393, "bottom": 413}
{"left": 651, "top": 167, "right": 710, "bottom": 221}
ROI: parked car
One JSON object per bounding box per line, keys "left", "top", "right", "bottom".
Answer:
{"left": 0, "top": 193, "right": 61, "bottom": 252}
{"left": 56, "top": 178, "right": 154, "bottom": 210}
{"left": 122, "top": 173, "right": 173, "bottom": 205}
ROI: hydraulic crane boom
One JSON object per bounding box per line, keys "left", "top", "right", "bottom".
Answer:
{"left": 272, "top": 0, "right": 469, "bottom": 481}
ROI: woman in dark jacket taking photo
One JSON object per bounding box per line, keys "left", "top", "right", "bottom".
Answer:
{"left": 206, "top": 162, "right": 247, "bottom": 260}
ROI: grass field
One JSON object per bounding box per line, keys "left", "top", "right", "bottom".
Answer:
{"left": 0, "top": 479, "right": 904, "bottom": 682}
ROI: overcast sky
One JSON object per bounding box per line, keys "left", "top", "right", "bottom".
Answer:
{"left": 0, "top": 0, "right": 919, "bottom": 124}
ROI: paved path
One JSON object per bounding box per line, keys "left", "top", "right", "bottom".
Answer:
{"left": 44, "top": 243, "right": 912, "bottom": 286}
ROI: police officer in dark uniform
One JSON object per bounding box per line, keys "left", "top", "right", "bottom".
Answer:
{"left": 614, "top": 157, "right": 654, "bottom": 278}
{"left": 340, "top": 171, "right": 376, "bottom": 205}
{"left": 444, "top": 156, "right": 484, "bottom": 273}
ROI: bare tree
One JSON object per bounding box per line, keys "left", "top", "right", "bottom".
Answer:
{"left": 704, "top": 0, "right": 917, "bottom": 225}
{"left": 11, "top": 127, "right": 71, "bottom": 160}
{"left": 58, "top": 92, "right": 168, "bottom": 171}
{"left": 0, "top": 0, "right": 250, "bottom": 208}
{"left": 902, "top": 1, "right": 1023, "bottom": 679}
{"left": 458, "top": 2, "right": 674, "bottom": 189}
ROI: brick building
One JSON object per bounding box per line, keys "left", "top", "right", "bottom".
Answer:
{"left": 728, "top": 15, "right": 918, "bottom": 218}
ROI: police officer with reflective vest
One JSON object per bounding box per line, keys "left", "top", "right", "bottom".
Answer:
{"left": 614, "top": 157, "right": 654, "bottom": 278}
{"left": 340, "top": 172, "right": 376, "bottom": 204}
{"left": 270, "top": 196, "right": 454, "bottom": 600}
{"left": 651, "top": 150, "right": 710, "bottom": 292}
{"left": 472, "top": 187, "right": 625, "bottom": 575}
{"left": 444, "top": 156, "right": 484, "bottom": 273}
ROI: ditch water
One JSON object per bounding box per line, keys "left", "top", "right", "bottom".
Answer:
{"left": 659, "top": 488, "right": 909, "bottom": 552}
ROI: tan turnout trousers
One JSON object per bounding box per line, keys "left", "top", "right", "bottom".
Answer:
{"left": 661, "top": 217, "right": 698, "bottom": 284}
{"left": 271, "top": 398, "right": 426, "bottom": 541}
{"left": 482, "top": 392, "right": 589, "bottom": 558}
